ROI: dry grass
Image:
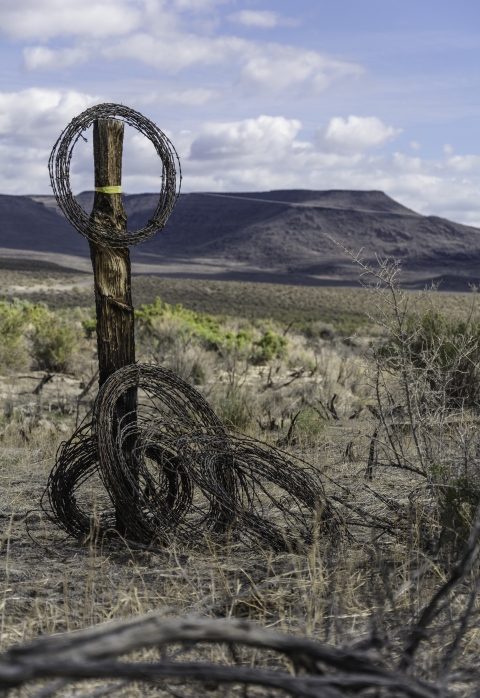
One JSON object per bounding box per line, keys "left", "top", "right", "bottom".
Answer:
{"left": 0, "top": 431, "right": 451, "bottom": 690}
{"left": 0, "top": 424, "right": 474, "bottom": 697}
{"left": 2, "top": 269, "right": 480, "bottom": 696}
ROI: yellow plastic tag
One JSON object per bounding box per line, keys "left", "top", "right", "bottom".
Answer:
{"left": 95, "top": 186, "right": 122, "bottom": 194}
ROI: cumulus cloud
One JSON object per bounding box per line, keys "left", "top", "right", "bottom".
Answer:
{"left": 444, "top": 154, "right": 480, "bottom": 172}
{"left": 103, "top": 31, "right": 245, "bottom": 73}
{"left": 0, "top": 142, "right": 52, "bottom": 195}
{"left": 189, "top": 115, "right": 301, "bottom": 161}
{"left": 2, "top": 0, "right": 361, "bottom": 102}
{"left": 227, "top": 10, "right": 298, "bottom": 28}
{"left": 240, "top": 46, "right": 362, "bottom": 95}
{"left": 0, "top": 87, "right": 98, "bottom": 146}
{"left": 0, "top": 87, "right": 98, "bottom": 194}
{"left": 23, "top": 45, "right": 89, "bottom": 71}
{"left": 315, "top": 115, "right": 402, "bottom": 154}
{"left": 102, "top": 30, "right": 361, "bottom": 97}
{"left": 0, "top": 0, "right": 142, "bottom": 41}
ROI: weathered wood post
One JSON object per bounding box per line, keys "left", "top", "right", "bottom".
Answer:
{"left": 90, "top": 118, "right": 137, "bottom": 534}
{"left": 48, "top": 103, "right": 182, "bottom": 542}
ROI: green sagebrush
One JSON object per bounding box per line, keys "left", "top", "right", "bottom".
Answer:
{"left": 135, "top": 296, "right": 287, "bottom": 363}
{"left": 0, "top": 299, "right": 80, "bottom": 373}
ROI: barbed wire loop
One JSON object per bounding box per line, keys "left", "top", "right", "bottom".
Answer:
{"left": 43, "top": 364, "right": 338, "bottom": 551}
{"left": 48, "top": 103, "right": 181, "bottom": 247}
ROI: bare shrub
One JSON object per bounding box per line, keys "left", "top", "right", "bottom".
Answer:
{"left": 334, "top": 250, "right": 480, "bottom": 551}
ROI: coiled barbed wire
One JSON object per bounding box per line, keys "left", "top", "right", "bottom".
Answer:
{"left": 45, "top": 106, "right": 335, "bottom": 550}
{"left": 43, "top": 364, "right": 337, "bottom": 551}
{"left": 48, "top": 103, "right": 181, "bottom": 247}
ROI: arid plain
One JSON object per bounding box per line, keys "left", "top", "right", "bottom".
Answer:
{"left": 1, "top": 259, "right": 480, "bottom": 695}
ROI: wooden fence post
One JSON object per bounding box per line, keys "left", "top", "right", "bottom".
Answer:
{"left": 89, "top": 118, "right": 137, "bottom": 535}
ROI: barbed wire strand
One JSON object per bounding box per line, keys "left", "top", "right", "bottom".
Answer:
{"left": 48, "top": 103, "right": 181, "bottom": 247}
{"left": 43, "top": 364, "right": 339, "bottom": 551}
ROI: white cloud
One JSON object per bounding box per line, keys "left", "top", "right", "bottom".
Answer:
{"left": 0, "top": 142, "right": 52, "bottom": 195}
{"left": 101, "top": 28, "right": 361, "bottom": 97}
{"left": 0, "top": 86, "right": 99, "bottom": 192}
{"left": 0, "top": 87, "right": 98, "bottom": 146}
{"left": 444, "top": 154, "right": 480, "bottom": 172}
{"left": 410, "top": 140, "right": 421, "bottom": 151}
{"left": 315, "top": 115, "right": 402, "bottom": 154}
{"left": 227, "top": 10, "right": 298, "bottom": 28}
{"left": 184, "top": 117, "right": 366, "bottom": 190}
{"left": 189, "top": 115, "right": 301, "bottom": 160}
{"left": 240, "top": 45, "right": 362, "bottom": 95}
{"left": 103, "top": 31, "right": 245, "bottom": 72}
{"left": 443, "top": 144, "right": 454, "bottom": 155}
{"left": 0, "top": 0, "right": 142, "bottom": 41}
{"left": 1, "top": 0, "right": 361, "bottom": 103}
{"left": 23, "top": 45, "right": 89, "bottom": 71}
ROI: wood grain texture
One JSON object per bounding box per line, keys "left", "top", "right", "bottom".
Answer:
{"left": 90, "top": 118, "right": 135, "bottom": 387}
{"left": 89, "top": 118, "right": 137, "bottom": 535}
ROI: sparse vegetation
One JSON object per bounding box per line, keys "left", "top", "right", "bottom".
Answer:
{"left": 0, "top": 299, "right": 83, "bottom": 374}
{"left": 3, "top": 268, "right": 480, "bottom": 696}
{"left": 29, "top": 313, "right": 81, "bottom": 372}
{"left": 0, "top": 301, "right": 30, "bottom": 371}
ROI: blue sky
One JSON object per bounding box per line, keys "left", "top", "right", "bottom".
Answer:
{"left": 1, "top": 0, "right": 480, "bottom": 225}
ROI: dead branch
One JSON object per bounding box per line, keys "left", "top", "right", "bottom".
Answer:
{"left": 0, "top": 614, "right": 442, "bottom": 698}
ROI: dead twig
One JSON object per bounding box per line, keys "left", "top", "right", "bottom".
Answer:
{"left": 0, "top": 614, "right": 442, "bottom": 698}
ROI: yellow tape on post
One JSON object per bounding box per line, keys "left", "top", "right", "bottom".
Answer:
{"left": 95, "top": 186, "right": 122, "bottom": 194}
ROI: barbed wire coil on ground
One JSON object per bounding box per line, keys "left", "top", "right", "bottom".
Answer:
{"left": 43, "top": 364, "right": 338, "bottom": 551}
{"left": 48, "top": 103, "right": 181, "bottom": 247}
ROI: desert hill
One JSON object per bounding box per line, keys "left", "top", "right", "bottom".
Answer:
{"left": 0, "top": 189, "right": 479, "bottom": 288}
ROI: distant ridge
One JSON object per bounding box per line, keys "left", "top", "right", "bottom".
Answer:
{"left": 0, "top": 189, "right": 479, "bottom": 290}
